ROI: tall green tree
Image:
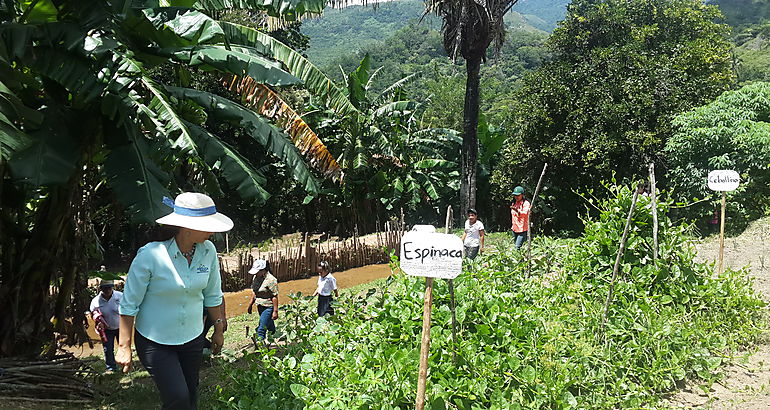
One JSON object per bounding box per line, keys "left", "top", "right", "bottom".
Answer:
{"left": 665, "top": 82, "right": 770, "bottom": 231}
{"left": 0, "top": 0, "right": 346, "bottom": 357}
{"left": 492, "top": 0, "right": 735, "bottom": 231}
{"left": 424, "top": 0, "right": 520, "bottom": 214}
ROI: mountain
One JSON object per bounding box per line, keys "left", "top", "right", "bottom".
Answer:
{"left": 301, "top": 0, "right": 568, "bottom": 67}
{"left": 710, "top": 0, "right": 770, "bottom": 28}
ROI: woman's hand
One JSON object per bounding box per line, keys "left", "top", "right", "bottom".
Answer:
{"left": 116, "top": 345, "right": 133, "bottom": 373}
{"left": 271, "top": 310, "right": 278, "bottom": 320}
{"left": 211, "top": 331, "right": 224, "bottom": 354}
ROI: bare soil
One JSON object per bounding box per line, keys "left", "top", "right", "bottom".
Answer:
{"left": 666, "top": 217, "right": 770, "bottom": 409}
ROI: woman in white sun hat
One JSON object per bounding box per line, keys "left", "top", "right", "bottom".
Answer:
{"left": 116, "top": 192, "right": 232, "bottom": 410}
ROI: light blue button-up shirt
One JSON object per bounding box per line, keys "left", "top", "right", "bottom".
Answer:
{"left": 119, "top": 238, "right": 223, "bottom": 345}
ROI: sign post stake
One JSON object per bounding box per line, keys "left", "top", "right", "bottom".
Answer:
{"left": 527, "top": 163, "right": 548, "bottom": 276}
{"left": 415, "top": 277, "right": 434, "bottom": 410}
{"left": 719, "top": 191, "right": 726, "bottom": 274}
{"left": 400, "top": 227, "right": 462, "bottom": 409}
{"left": 649, "top": 163, "right": 658, "bottom": 261}
{"left": 444, "top": 206, "right": 458, "bottom": 366}
{"left": 707, "top": 169, "right": 739, "bottom": 275}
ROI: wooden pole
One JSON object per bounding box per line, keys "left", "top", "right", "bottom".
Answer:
{"left": 415, "top": 277, "right": 434, "bottom": 410}
{"left": 719, "top": 191, "right": 726, "bottom": 274}
{"left": 445, "top": 206, "right": 458, "bottom": 366}
{"left": 601, "top": 184, "right": 643, "bottom": 331}
{"left": 649, "top": 163, "right": 658, "bottom": 261}
{"left": 527, "top": 163, "right": 548, "bottom": 276}
{"left": 226, "top": 233, "right": 230, "bottom": 254}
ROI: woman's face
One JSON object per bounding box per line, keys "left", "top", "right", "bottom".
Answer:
{"left": 317, "top": 266, "right": 328, "bottom": 276}
{"left": 180, "top": 228, "right": 213, "bottom": 243}
{"left": 514, "top": 194, "right": 522, "bottom": 201}
{"left": 256, "top": 268, "right": 267, "bottom": 277}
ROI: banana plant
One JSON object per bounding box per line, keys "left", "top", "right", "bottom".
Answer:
{"left": 308, "top": 54, "right": 461, "bottom": 216}
{"left": 0, "top": 0, "right": 349, "bottom": 357}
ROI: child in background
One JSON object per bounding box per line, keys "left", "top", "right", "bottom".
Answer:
{"left": 313, "top": 261, "right": 338, "bottom": 316}
{"left": 461, "top": 208, "right": 485, "bottom": 259}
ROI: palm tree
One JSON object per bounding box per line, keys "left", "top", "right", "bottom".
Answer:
{"left": 0, "top": 0, "right": 351, "bottom": 357}
{"left": 423, "top": 0, "right": 519, "bottom": 213}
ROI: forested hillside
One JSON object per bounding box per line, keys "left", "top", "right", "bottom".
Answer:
{"left": 713, "top": 0, "right": 770, "bottom": 83}
{"left": 301, "top": 0, "right": 567, "bottom": 67}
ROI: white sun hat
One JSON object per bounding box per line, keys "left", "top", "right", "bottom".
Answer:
{"left": 248, "top": 259, "right": 267, "bottom": 274}
{"left": 155, "top": 193, "right": 233, "bottom": 232}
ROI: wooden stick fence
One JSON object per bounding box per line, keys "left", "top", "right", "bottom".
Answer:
{"left": 218, "top": 222, "right": 404, "bottom": 291}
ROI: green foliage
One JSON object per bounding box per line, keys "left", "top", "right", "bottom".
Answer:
{"left": 711, "top": 0, "right": 770, "bottom": 28}
{"left": 733, "top": 23, "right": 770, "bottom": 84}
{"left": 665, "top": 82, "right": 770, "bottom": 231}
{"left": 492, "top": 0, "right": 736, "bottom": 232}
{"left": 213, "top": 186, "right": 764, "bottom": 408}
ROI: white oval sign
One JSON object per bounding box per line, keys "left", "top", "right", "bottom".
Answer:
{"left": 707, "top": 170, "right": 740, "bottom": 192}
{"left": 400, "top": 231, "right": 463, "bottom": 279}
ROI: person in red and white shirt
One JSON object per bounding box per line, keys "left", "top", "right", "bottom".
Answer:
{"left": 510, "top": 186, "right": 531, "bottom": 249}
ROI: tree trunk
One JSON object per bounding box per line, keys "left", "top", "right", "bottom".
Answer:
{"left": 0, "top": 185, "right": 75, "bottom": 357}
{"left": 460, "top": 55, "right": 482, "bottom": 213}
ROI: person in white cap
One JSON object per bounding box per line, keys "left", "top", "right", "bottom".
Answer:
{"left": 116, "top": 192, "right": 232, "bottom": 410}
{"left": 246, "top": 259, "right": 279, "bottom": 341}
{"left": 89, "top": 278, "right": 122, "bottom": 372}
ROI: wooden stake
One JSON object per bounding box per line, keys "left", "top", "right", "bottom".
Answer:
{"left": 415, "top": 277, "right": 434, "bottom": 410}
{"left": 719, "top": 191, "right": 726, "bottom": 274}
{"left": 527, "top": 163, "right": 548, "bottom": 276}
{"left": 226, "top": 233, "right": 230, "bottom": 254}
{"left": 649, "top": 163, "right": 658, "bottom": 261}
{"left": 444, "top": 206, "right": 458, "bottom": 366}
{"left": 601, "top": 184, "right": 643, "bottom": 331}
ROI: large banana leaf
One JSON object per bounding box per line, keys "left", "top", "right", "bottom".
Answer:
{"left": 220, "top": 22, "right": 359, "bottom": 117}
{"left": 373, "top": 101, "right": 416, "bottom": 118}
{"left": 100, "top": 89, "right": 172, "bottom": 223}
{"left": 156, "top": 45, "right": 300, "bottom": 86}
{"left": 184, "top": 120, "right": 271, "bottom": 205}
{"left": 8, "top": 107, "right": 77, "bottom": 185}
{"left": 191, "top": 0, "right": 326, "bottom": 20}
{"left": 124, "top": 8, "right": 225, "bottom": 48}
{"left": 166, "top": 86, "right": 321, "bottom": 194}
{"left": 226, "top": 75, "right": 341, "bottom": 180}
{"left": 141, "top": 76, "right": 199, "bottom": 155}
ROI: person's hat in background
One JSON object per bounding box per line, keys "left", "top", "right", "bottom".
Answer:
{"left": 99, "top": 280, "right": 115, "bottom": 288}
{"left": 513, "top": 186, "right": 525, "bottom": 196}
{"left": 249, "top": 259, "right": 267, "bottom": 274}
{"left": 156, "top": 192, "right": 233, "bottom": 232}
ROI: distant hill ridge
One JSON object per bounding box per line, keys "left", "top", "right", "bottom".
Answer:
{"left": 301, "top": 0, "right": 569, "bottom": 67}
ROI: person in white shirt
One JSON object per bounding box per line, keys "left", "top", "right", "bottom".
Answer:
{"left": 89, "top": 279, "right": 122, "bottom": 372}
{"left": 461, "top": 208, "right": 485, "bottom": 260}
{"left": 312, "top": 261, "right": 338, "bottom": 316}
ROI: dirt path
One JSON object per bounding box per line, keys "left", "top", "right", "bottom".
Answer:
{"left": 667, "top": 218, "right": 770, "bottom": 409}
{"left": 223, "top": 263, "right": 391, "bottom": 317}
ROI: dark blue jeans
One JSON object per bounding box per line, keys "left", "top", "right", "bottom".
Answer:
{"left": 512, "top": 231, "right": 528, "bottom": 250}
{"left": 317, "top": 295, "right": 334, "bottom": 317}
{"left": 103, "top": 328, "right": 119, "bottom": 371}
{"left": 135, "top": 331, "right": 204, "bottom": 410}
{"left": 257, "top": 305, "right": 276, "bottom": 340}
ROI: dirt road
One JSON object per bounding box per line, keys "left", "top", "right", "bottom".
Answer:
{"left": 667, "top": 218, "right": 770, "bottom": 409}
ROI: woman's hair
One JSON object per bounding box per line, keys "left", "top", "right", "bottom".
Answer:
{"left": 318, "top": 261, "right": 330, "bottom": 272}
{"left": 145, "top": 225, "right": 180, "bottom": 242}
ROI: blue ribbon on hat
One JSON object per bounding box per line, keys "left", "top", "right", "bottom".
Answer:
{"left": 162, "top": 197, "right": 217, "bottom": 217}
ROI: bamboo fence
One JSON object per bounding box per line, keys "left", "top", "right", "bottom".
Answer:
{"left": 219, "top": 222, "right": 404, "bottom": 291}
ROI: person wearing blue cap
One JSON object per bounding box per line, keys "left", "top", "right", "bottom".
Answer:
{"left": 116, "top": 192, "right": 232, "bottom": 410}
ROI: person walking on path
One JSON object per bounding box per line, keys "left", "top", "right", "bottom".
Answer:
{"left": 89, "top": 279, "right": 122, "bottom": 373}
{"left": 461, "top": 208, "right": 485, "bottom": 259}
{"left": 510, "top": 186, "right": 531, "bottom": 250}
{"left": 116, "top": 192, "right": 231, "bottom": 410}
{"left": 246, "top": 259, "right": 278, "bottom": 341}
{"left": 313, "top": 261, "right": 338, "bottom": 317}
